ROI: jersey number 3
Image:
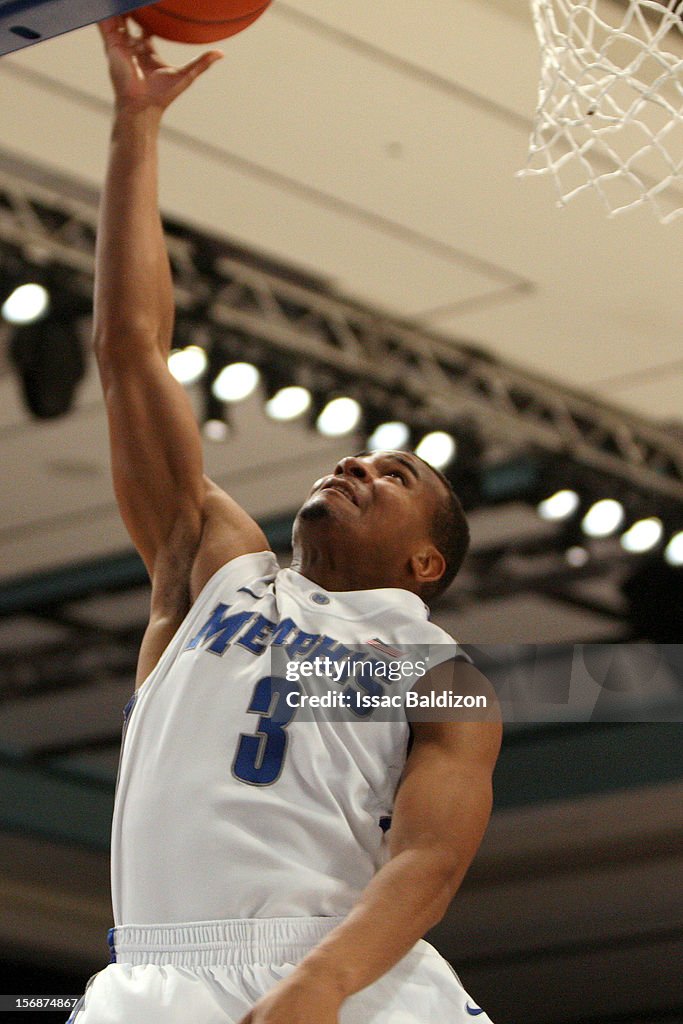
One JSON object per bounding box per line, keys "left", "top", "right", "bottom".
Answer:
{"left": 232, "top": 676, "right": 300, "bottom": 786}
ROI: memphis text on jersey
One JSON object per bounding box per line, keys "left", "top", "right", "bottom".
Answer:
{"left": 185, "top": 601, "right": 486, "bottom": 716}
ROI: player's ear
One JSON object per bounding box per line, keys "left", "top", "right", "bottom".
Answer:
{"left": 410, "top": 544, "right": 446, "bottom": 588}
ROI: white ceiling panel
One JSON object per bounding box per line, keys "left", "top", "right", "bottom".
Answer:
{"left": 276, "top": 0, "right": 537, "bottom": 119}
{"left": 591, "top": 367, "right": 683, "bottom": 421}
{"left": 426, "top": 268, "right": 683, "bottom": 397}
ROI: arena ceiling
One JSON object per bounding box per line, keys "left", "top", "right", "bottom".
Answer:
{"left": 0, "top": 0, "right": 680, "bottom": 616}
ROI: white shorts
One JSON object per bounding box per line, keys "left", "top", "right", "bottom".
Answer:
{"left": 67, "top": 917, "right": 493, "bottom": 1024}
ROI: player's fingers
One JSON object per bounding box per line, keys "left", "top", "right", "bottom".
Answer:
{"left": 133, "top": 33, "right": 156, "bottom": 56}
{"left": 128, "top": 20, "right": 154, "bottom": 48}
{"left": 97, "top": 15, "right": 126, "bottom": 41}
{"left": 97, "top": 15, "right": 131, "bottom": 54}
{"left": 178, "top": 50, "right": 224, "bottom": 84}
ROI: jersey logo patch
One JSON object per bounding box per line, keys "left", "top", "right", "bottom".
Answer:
{"left": 366, "top": 638, "right": 404, "bottom": 658}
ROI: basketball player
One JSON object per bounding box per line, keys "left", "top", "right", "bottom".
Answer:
{"left": 68, "top": 18, "right": 502, "bottom": 1024}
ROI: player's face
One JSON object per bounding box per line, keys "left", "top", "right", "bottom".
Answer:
{"left": 295, "top": 450, "right": 442, "bottom": 551}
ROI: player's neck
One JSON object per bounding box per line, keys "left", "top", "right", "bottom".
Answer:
{"left": 290, "top": 547, "right": 414, "bottom": 595}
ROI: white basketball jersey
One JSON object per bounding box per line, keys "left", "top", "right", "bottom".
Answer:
{"left": 110, "top": 551, "right": 460, "bottom": 925}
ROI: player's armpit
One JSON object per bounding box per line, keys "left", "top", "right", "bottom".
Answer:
{"left": 129, "top": 480, "right": 270, "bottom": 685}
{"left": 189, "top": 478, "right": 271, "bottom": 601}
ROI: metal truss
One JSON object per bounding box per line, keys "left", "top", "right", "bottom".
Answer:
{"left": 1, "top": 159, "right": 682, "bottom": 504}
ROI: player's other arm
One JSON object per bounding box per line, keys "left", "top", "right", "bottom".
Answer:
{"left": 239, "top": 666, "right": 502, "bottom": 1024}
{"left": 301, "top": 713, "right": 501, "bottom": 998}
{"left": 94, "top": 20, "right": 267, "bottom": 625}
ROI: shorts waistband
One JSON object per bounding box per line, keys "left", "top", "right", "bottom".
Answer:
{"left": 108, "top": 917, "right": 346, "bottom": 967}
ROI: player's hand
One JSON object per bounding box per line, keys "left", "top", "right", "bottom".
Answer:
{"left": 237, "top": 971, "right": 343, "bottom": 1024}
{"left": 98, "top": 16, "right": 223, "bottom": 114}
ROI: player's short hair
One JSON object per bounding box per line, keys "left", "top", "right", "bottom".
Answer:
{"left": 416, "top": 458, "right": 470, "bottom": 605}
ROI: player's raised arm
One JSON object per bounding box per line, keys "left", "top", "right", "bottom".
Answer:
{"left": 94, "top": 18, "right": 267, "bottom": 602}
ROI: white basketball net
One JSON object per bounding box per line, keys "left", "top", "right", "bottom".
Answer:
{"left": 523, "top": 0, "right": 683, "bottom": 221}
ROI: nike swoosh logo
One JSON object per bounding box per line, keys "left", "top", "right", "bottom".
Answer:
{"left": 466, "top": 1005, "right": 485, "bottom": 1017}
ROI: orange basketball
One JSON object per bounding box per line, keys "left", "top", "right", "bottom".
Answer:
{"left": 131, "top": 0, "right": 272, "bottom": 44}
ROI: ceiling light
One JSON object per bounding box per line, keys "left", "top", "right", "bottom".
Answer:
{"left": 620, "top": 517, "right": 664, "bottom": 554}
{"left": 581, "top": 498, "right": 624, "bottom": 538}
{"left": 212, "top": 362, "right": 260, "bottom": 402}
{"left": 316, "top": 397, "right": 362, "bottom": 437}
{"left": 566, "top": 545, "right": 589, "bottom": 567}
{"left": 2, "top": 283, "right": 50, "bottom": 325}
{"left": 367, "top": 421, "right": 410, "bottom": 451}
{"left": 265, "top": 385, "right": 311, "bottom": 421}
{"left": 663, "top": 531, "right": 683, "bottom": 567}
{"left": 414, "top": 431, "right": 457, "bottom": 470}
{"left": 203, "top": 418, "right": 228, "bottom": 442}
{"left": 167, "top": 345, "right": 207, "bottom": 385}
{"left": 537, "top": 489, "right": 580, "bottom": 521}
